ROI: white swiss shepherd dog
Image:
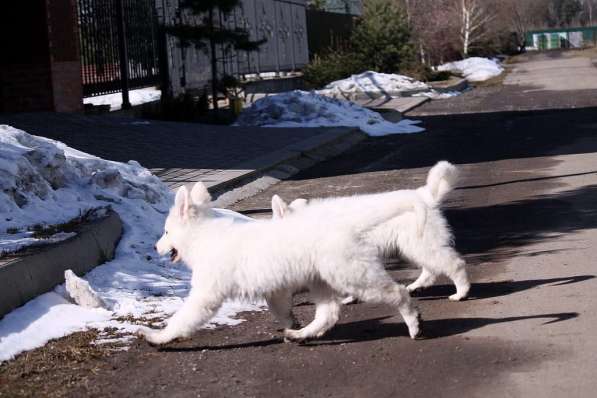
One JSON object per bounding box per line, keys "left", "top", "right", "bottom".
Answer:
{"left": 271, "top": 161, "right": 470, "bottom": 302}
{"left": 139, "top": 181, "right": 426, "bottom": 345}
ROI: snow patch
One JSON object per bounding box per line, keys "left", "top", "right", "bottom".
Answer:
{"left": 0, "top": 125, "right": 263, "bottom": 362}
{"left": 413, "top": 90, "right": 462, "bottom": 99}
{"left": 236, "top": 90, "right": 425, "bottom": 136}
{"left": 437, "top": 57, "right": 503, "bottom": 82}
{"left": 318, "top": 71, "right": 429, "bottom": 99}
{"left": 65, "top": 270, "right": 107, "bottom": 309}
{"left": 83, "top": 87, "right": 161, "bottom": 111}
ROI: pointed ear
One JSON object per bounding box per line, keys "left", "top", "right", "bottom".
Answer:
{"left": 271, "top": 194, "right": 288, "bottom": 219}
{"left": 174, "top": 186, "right": 190, "bottom": 218}
{"left": 290, "top": 198, "right": 308, "bottom": 210}
{"left": 190, "top": 182, "right": 211, "bottom": 206}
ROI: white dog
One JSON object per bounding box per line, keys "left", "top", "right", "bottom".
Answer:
{"left": 139, "top": 182, "right": 426, "bottom": 345}
{"left": 271, "top": 161, "right": 470, "bottom": 302}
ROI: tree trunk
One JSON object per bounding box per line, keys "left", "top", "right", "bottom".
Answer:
{"left": 208, "top": 9, "right": 219, "bottom": 112}
{"left": 462, "top": 0, "right": 470, "bottom": 56}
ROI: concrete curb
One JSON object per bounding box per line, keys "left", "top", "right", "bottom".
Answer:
{"left": 0, "top": 210, "right": 122, "bottom": 318}
{"left": 205, "top": 128, "right": 367, "bottom": 197}
{"left": 429, "top": 78, "right": 468, "bottom": 93}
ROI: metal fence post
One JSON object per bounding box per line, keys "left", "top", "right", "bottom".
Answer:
{"left": 116, "top": 0, "right": 131, "bottom": 109}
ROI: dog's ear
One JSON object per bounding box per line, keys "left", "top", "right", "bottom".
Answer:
{"left": 174, "top": 186, "right": 191, "bottom": 218}
{"left": 289, "top": 198, "right": 308, "bottom": 210}
{"left": 271, "top": 195, "right": 288, "bottom": 219}
{"left": 190, "top": 182, "right": 211, "bottom": 206}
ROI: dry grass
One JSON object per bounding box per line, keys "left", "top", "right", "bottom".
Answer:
{"left": 0, "top": 330, "right": 123, "bottom": 398}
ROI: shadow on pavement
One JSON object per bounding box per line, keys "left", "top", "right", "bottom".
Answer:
{"left": 413, "top": 275, "right": 595, "bottom": 301}
{"left": 292, "top": 107, "right": 597, "bottom": 180}
{"left": 450, "top": 184, "right": 597, "bottom": 264}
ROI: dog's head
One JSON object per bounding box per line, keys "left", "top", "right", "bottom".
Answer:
{"left": 271, "top": 195, "right": 309, "bottom": 219}
{"left": 156, "top": 182, "right": 211, "bottom": 263}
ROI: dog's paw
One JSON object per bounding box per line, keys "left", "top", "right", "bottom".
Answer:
{"left": 341, "top": 296, "right": 358, "bottom": 305}
{"left": 283, "top": 329, "right": 307, "bottom": 343}
{"left": 408, "top": 313, "right": 424, "bottom": 340}
{"left": 137, "top": 326, "right": 169, "bottom": 345}
{"left": 406, "top": 283, "right": 420, "bottom": 293}
{"left": 448, "top": 293, "right": 467, "bottom": 301}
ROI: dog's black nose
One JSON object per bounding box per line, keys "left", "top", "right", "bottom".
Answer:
{"left": 154, "top": 245, "right": 157, "bottom": 251}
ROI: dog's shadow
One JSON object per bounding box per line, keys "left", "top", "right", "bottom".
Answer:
{"left": 160, "top": 311, "right": 578, "bottom": 352}
{"left": 309, "top": 311, "right": 578, "bottom": 346}
{"left": 413, "top": 275, "right": 595, "bottom": 301}
{"left": 160, "top": 276, "right": 590, "bottom": 352}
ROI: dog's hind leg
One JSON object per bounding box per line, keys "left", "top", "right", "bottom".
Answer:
{"left": 266, "top": 289, "right": 298, "bottom": 330}
{"left": 444, "top": 256, "right": 470, "bottom": 301}
{"left": 284, "top": 284, "right": 341, "bottom": 342}
{"left": 407, "top": 268, "right": 437, "bottom": 293}
{"left": 356, "top": 281, "right": 421, "bottom": 340}
{"left": 401, "top": 239, "right": 470, "bottom": 301}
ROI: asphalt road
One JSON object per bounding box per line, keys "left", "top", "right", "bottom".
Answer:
{"left": 2, "top": 51, "right": 597, "bottom": 397}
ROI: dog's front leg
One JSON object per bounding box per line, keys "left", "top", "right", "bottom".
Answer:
{"left": 266, "top": 289, "right": 298, "bottom": 330}
{"left": 139, "top": 290, "right": 222, "bottom": 345}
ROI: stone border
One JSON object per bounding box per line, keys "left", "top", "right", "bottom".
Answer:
{"left": 429, "top": 78, "right": 468, "bottom": 93}
{"left": 205, "top": 128, "right": 366, "bottom": 197}
{"left": 0, "top": 210, "right": 122, "bottom": 318}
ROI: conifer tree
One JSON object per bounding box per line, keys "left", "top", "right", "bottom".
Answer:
{"left": 166, "top": 0, "right": 264, "bottom": 111}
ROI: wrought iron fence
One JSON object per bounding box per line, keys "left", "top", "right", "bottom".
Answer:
{"left": 77, "top": 0, "right": 160, "bottom": 97}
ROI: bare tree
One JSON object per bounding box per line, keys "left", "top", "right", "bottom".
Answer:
{"left": 503, "top": 0, "right": 549, "bottom": 51}
{"left": 399, "top": 0, "right": 460, "bottom": 65}
{"left": 581, "top": 0, "right": 596, "bottom": 24}
{"left": 457, "top": 0, "right": 496, "bottom": 56}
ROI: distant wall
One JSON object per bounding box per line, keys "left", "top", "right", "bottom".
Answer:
{"left": 526, "top": 27, "right": 597, "bottom": 51}
{"left": 156, "top": 0, "right": 310, "bottom": 97}
{"left": 306, "top": 10, "right": 355, "bottom": 59}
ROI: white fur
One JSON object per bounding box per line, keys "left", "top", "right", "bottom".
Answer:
{"left": 140, "top": 182, "right": 425, "bottom": 345}
{"left": 272, "top": 161, "right": 470, "bottom": 302}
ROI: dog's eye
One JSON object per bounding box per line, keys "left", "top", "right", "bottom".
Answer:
{"left": 164, "top": 231, "right": 168, "bottom": 235}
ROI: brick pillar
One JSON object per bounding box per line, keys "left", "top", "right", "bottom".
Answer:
{"left": 46, "top": 0, "right": 83, "bottom": 112}
{"left": 0, "top": 0, "right": 82, "bottom": 113}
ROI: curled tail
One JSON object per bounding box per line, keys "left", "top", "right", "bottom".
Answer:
{"left": 422, "top": 161, "right": 459, "bottom": 206}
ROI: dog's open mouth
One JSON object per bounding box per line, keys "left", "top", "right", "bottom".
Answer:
{"left": 169, "top": 248, "right": 180, "bottom": 262}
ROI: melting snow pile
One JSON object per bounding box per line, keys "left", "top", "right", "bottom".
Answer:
{"left": 0, "top": 125, "right": 260, "bottom": 362}
{"left": 83, "top": 86, "right": 161, "bottom": 111}
{"left": 318, "top": 71, "right": 430, "bottom": 99}
{"left": 236, "top": 90, "right": 425, "bottom": 136}
{"left": 437, "top": 57, "right": 503, "bottom": 82}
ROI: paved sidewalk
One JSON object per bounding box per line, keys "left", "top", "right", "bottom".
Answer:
{"left": 0, "top": 113, "right": 361, "bottom": 190}
{"left": 411, "top": 50, "right": 597, "bottom": 116}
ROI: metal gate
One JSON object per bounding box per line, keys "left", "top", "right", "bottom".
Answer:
{"left": 78, "top": 0, "right": 160, "bottom": 97}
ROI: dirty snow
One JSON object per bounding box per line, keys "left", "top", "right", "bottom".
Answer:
{"left": 413, "top": 90, "right": 462, "bottom": 99}
{"left": 318, "top": 71, "right": 429, "bottom": 99}
{"left": 236, "top": 90, "right": 425, "bottom": 136}
{"left": 0, "top": 125, "right": 262, "bottom": 362}
{"left": 83, "top": 86, "right": 161, "bottom": 111}
{"left": 437, "top": 57, "right": 503, "bottom": 82}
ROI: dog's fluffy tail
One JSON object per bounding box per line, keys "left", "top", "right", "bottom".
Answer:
{"left": 359, "top": 193, "right": 427, "bottom": 237}
{"left": 422, "top": 161, "right": 458, "bottom": 206}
